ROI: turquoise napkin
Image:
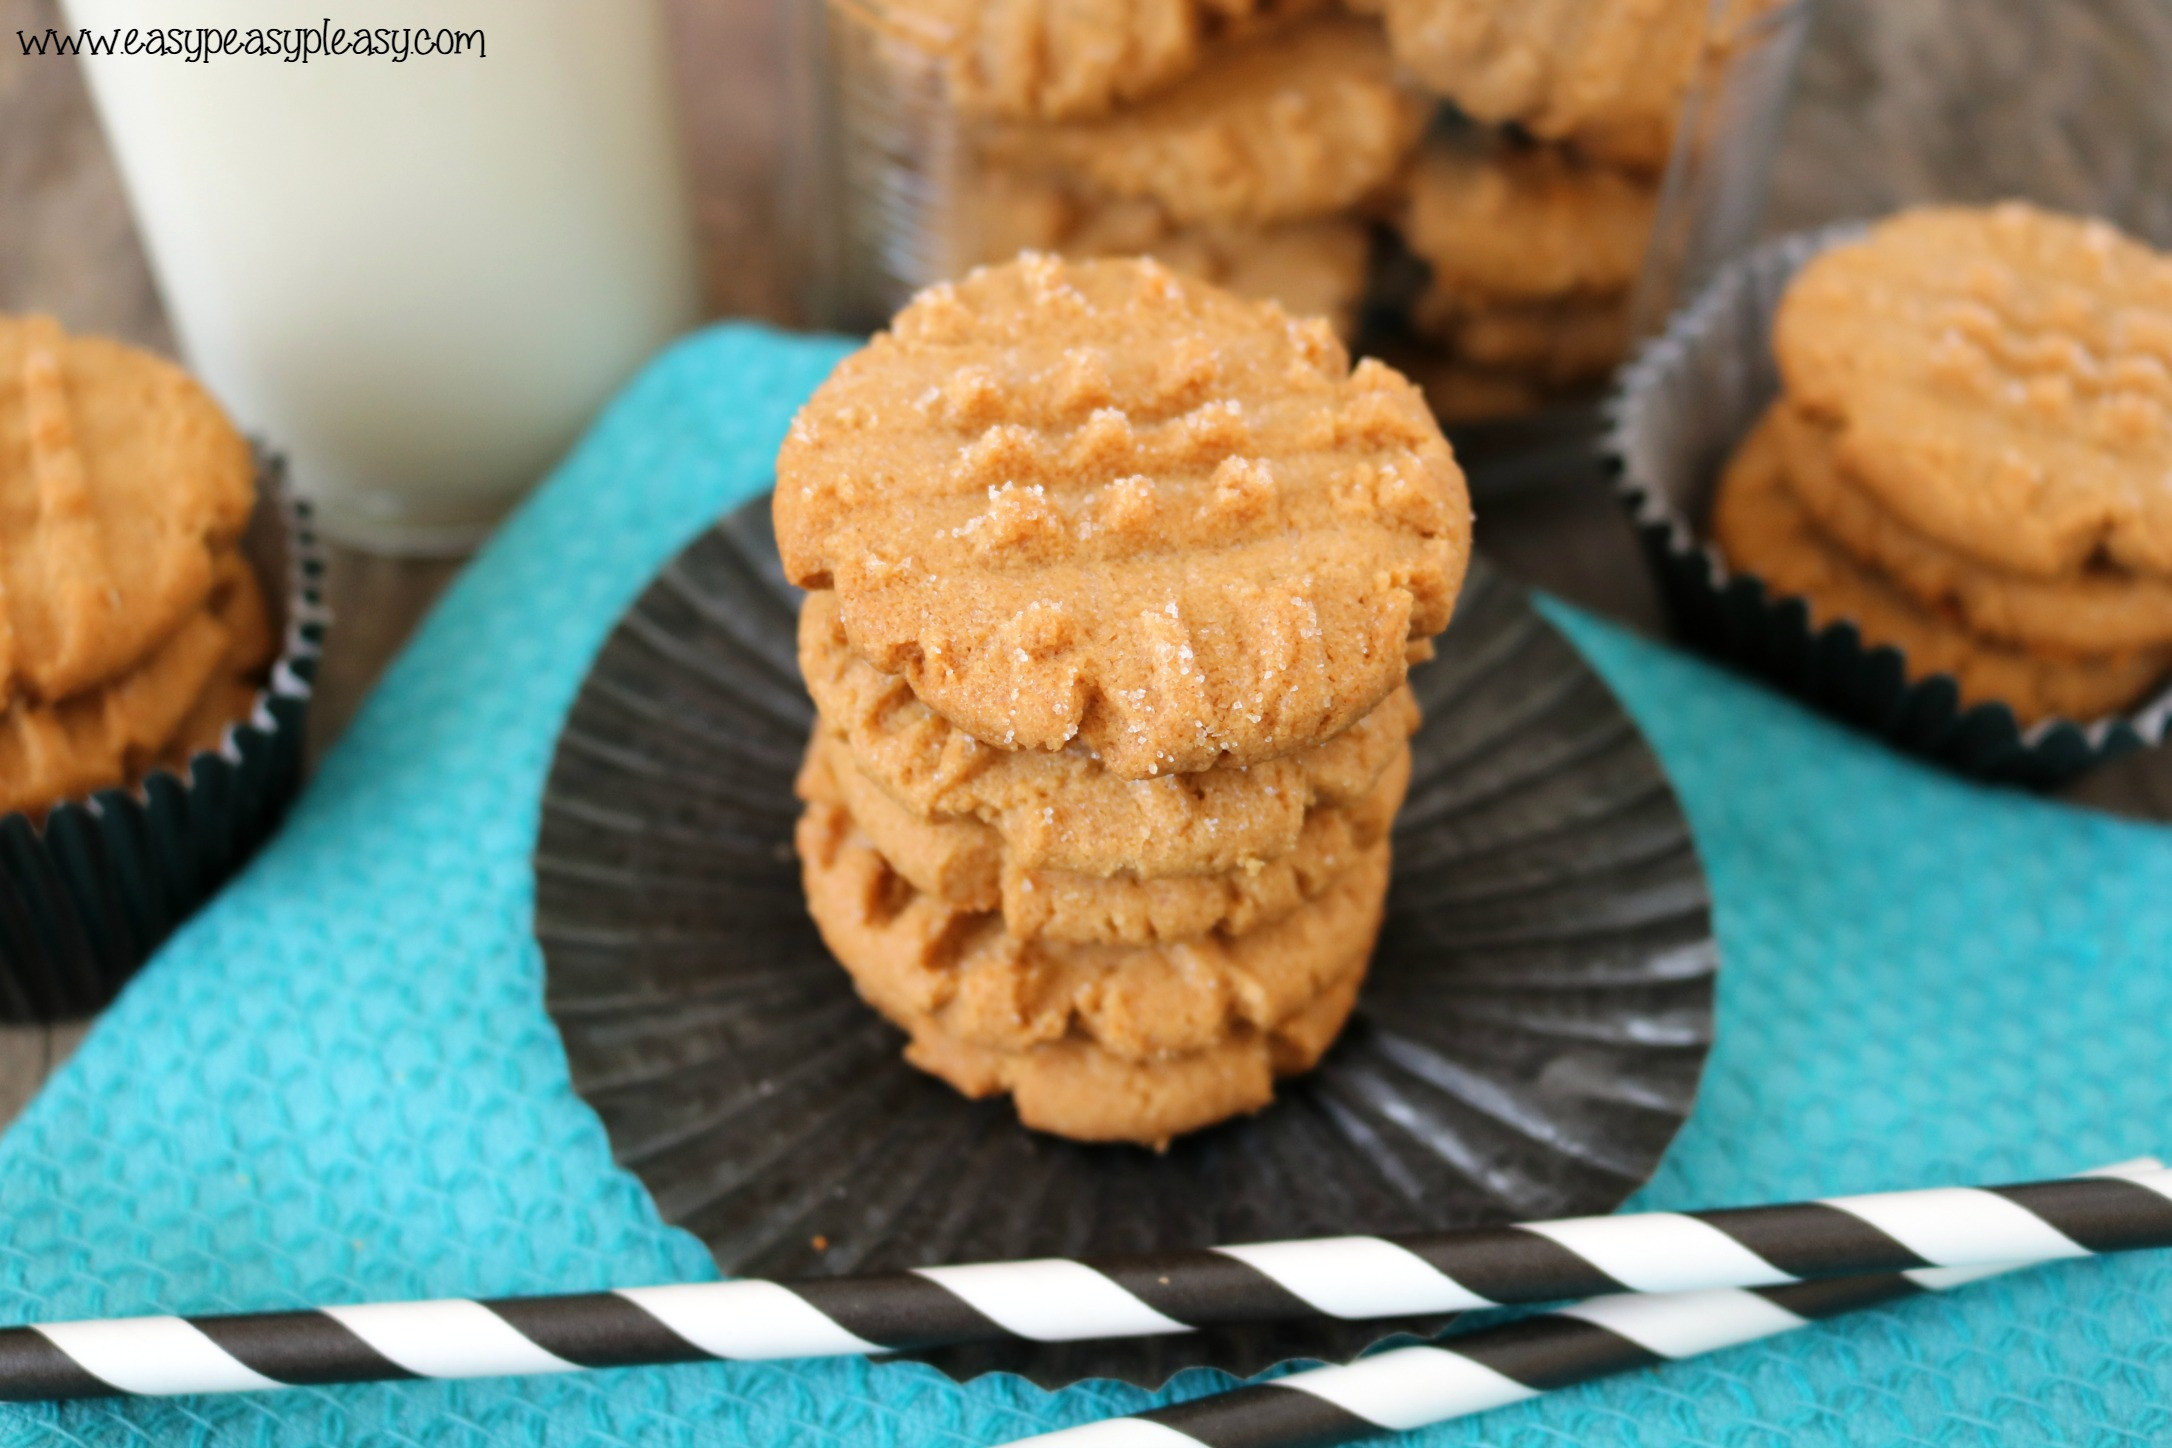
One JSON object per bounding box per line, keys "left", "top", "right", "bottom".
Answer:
{"left": 4, "top": 323, "right": 2170, "bottom": 1446}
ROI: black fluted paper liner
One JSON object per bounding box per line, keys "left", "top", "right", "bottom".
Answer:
{"left": 1608, "top": 225, "right": 2172, "bottom": 789}
{"left": 0, "top": 454, "right": 325, "bottom": 1023}
{"left": 532, "top": 496, "right": 1717, "bottom": 1390}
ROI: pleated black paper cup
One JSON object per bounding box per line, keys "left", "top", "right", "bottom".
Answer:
{"left": 0, "top": 452, "right": 326, "bottom": 1023}
{"left": 1608, "top": 225, "right": 2172, "bottom": 788}
{"left": 534, "top": 496, "right": 1717, "bottom": 1390}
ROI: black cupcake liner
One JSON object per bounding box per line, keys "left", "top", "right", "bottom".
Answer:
{"left": 534, "top": 496, "right": 1716, "bottom": 1390}
{"left": 1607, "top": 224, "right": 2172, "bottom": 788}
{"left": 0, "top": 453, "right": 326, "bottom": 1023}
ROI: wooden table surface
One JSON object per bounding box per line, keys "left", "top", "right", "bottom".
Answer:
{"left": 3, "top": 0, "right": 2168, "bottom": 1126}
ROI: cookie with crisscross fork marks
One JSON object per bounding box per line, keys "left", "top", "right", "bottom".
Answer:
{"left": 0, "top": 315, "right": 254, "bottom": 708}
{"left": 1776, "top": 204, "right": 2172, "bottom": 579}
{"left": 774, "top": 254, "right": 1470, "bottom": 777}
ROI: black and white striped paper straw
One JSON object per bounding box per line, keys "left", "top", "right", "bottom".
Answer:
{"left": 1002, "top": 1262, "right": 2025, "bottom": 1448}
{"left": 1, "top": 1159, "right": 2162, "bottom": 1402}
{"left": 1004, "top": 1158, "right": 2167, "bottom": 1448}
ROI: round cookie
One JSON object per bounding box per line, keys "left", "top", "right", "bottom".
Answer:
{"left": 799, "top": 731, "right": 1005, "bottom": 912}
{"left": 801, "top": 725, "right": 1411, "bottom": 944}
{"left": 775, "top": 254, "right": 1470, "bottom": 776}
{"left": 794, "top": 794, "right": 1372, "bottom": 1146}
{"left": 795, "top": 796, "right": 1387, "bottom": 1063}
{"left": 158, "top": 552, "right": 279, "bottom": 768}
{"left": 0, "top": 314, "right": 256, "bottom": 706}
{"left": 1712, "top": 409, "right": 2172, "bottom": 726}
{"left": 954, "top": 173, "right": 1374, "bottom": 337}
{"left": 1773, "top": 204, "right": 2172, "bottom": 579}
{"left": 1415, "top": 293, "right": 1633, "bottom": 389}
{"left": 1400, "top": 131, "right": 1657, "bottom": 303}
{"left": 1396, "top": 353, "right": 1551, "bottom": 424}
{"left": 897, "top": 968, "right": 1360, "bottom": 1145}
{"left": 977, "top": 15, "right": 1427, "bottom": 228}
{"left": 1774, "top": 402, "right": 2172, "bottom": 655}
{"left": 798, "top": 588, "right": 1423, "bottom": 876}
{"left": 850, "top": 0, "right": 1332, "bottom": 123}
{"left": 1377, "top": 0, "right": 1711, "bottom": 173}
{"left": 1074, "top": 213, "right": 1376, "bottom": 342}
{"left": 0, "top": 577, "right": 236, "bottom": 819}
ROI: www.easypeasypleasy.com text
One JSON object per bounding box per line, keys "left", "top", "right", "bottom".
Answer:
{"left": 17, "top": 22, "right": 483, "bottom": 64}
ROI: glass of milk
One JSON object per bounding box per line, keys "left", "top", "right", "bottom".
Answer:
{"left": 62, "top": 0, "right": 701, "bottom": 554}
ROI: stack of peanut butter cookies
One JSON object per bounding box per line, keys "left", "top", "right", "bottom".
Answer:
{"left": 775, "top": 254, "right": 1471, "bottom": 1145}
{"left": 1394, "top": 125, "right": 1655, "bottom": 418}
{"left": 1, "top": 315, "right": 273, "bottom": 821}
{"left": 1378, "top": 0, "right": 1777, "bottom": 419}
{"left": 1711, "top": 205, "right": 2172, "bottom": 726}
{"left": 831, "top": 0, "right": 1795, "bottom": 416}
{"left": 845, "top": 0, "right": 1427, "bottom": 337}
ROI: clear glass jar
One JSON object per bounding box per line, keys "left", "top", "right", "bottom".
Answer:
{"left": 792, "top": 0, "right": 1812, "bottom": 490}
{"left": 1753, "top": 0, "right": 2172, "bottom": 250}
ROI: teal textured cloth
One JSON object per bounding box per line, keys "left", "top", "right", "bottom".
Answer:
{"left": 3, "top": 323, "right": 2171, "bottom": 1446}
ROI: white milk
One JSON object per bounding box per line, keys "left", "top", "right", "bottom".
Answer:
{"left": 62, "top": 0, "right": 701, "bottom": 553}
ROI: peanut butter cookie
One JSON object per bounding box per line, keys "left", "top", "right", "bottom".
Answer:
{"left": 798, "top": 795, "right": 1386, "bottom": 1062}
{"left": 957, "top": 173, "right": 1373, "bottom": 336}
{"left": 798, "top": 588, "right": 1422, "bottom": 876}
{"left": 898, "top": 969, "right": 1359, "bottom": 1145}
{"left": 978, "top": 15, "right": 1426, "bottom": 227}
{"left": 775, "top": 254, "right": 1470, "bottom": 776}
{"left": 1068, "top": 207, "right": 1375, "bottom": 340}
{"left": 0, "top": 315, "right": 255, "bottom": 707}
{"left": 159, "top": 552, "right": 279, "bottom": 767}
{"left": 1776, "top": 402, "right": 2172, "bottom": 656}
{"left": 1713, "top": 408, "right": 2172, "bottom": 725}
{"left": 1399, "top": 355, "right": 1551, "bottom": 423}
{"left": 1378, "top": 0, "right": 1709, "bottom": 173}
{"left": 0, "top": 581, "right": 249, "bottom": 820}
{"left": 796, "top": 795, "right": 1383, "bottom": 1142}
{"left": 1774, "top": 204, "right": 2172, "bottom": 579}
{"left": 1415, "top": 292, "right": 1633, "bottom": 388}
{"left": 1401, "top": 131, "right": 1657, "bottom": 303}
{"left": 802, "top": 726, "right": 1409, "bottom": 943}
{"left": 850, "top": 0, "right": 1330, "bottom": 123}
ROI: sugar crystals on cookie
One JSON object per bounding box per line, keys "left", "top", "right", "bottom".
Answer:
{"left": 776, "top": 253, "right": 1471, "bottom": 777}
{"left": 779, "top": 256, "right": 1466, "bottom": 1145}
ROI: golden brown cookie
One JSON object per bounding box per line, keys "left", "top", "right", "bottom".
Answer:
{"left": 847, "top": 0, "right": 1331, "bottom": 123}
{"left": 1397, "top": 353, "right": 1552, "bottom": 424}
{"left": 797, "top": 795, "right": 1381, "bottom": 1143}
{"left": 1400, "top": 131, "right": 1657, "bottom": 303}
{"left": 954, "top": 173, "right": 1374, "bottom": 337}
{"left": 797, "top": 795, "right": 1385, "bottom": 1060}
{"left": 802, "top": 726, "right": 1410, "bottom": 943}
{"left": 1712, "top": 408, "right": 2172, "bottom": 725}
{"left": 978, "top": 15, "right": 1426, "bottom": 227}
{"left": 775, "top": 254, "right": 1470, "bottom": 776}
{"left": 1416, "top": 292, "right": 1633, "bottom": 389}
{"left": 1775, "top": 403, "right": 2172, "bottom": 656}
{"left": 0, "top": 602, "right": 230, "bottom": 819}
{"left": 899, "top": 968, "right": 1359, "bottom": 1145}
{"left": 1067, "top": 204, "right": 1375, "bottom": 339}
{"left": 800, "top": 731, "right": 1005, "bottom": 911}
{"left": 1774, "top": 204, "right": 2172, "bottom": 579}
{"left": 0, "top": 315, "right": 256, "bottom": 707}
{"left": 1378, "top": 0, "right": 1710, "bottom": 173}
{"left": 798, "top": 587, "right": 1422, "bottom": 876}
{"left": 159, "top": 553, "right": 278, "bottom": 767}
